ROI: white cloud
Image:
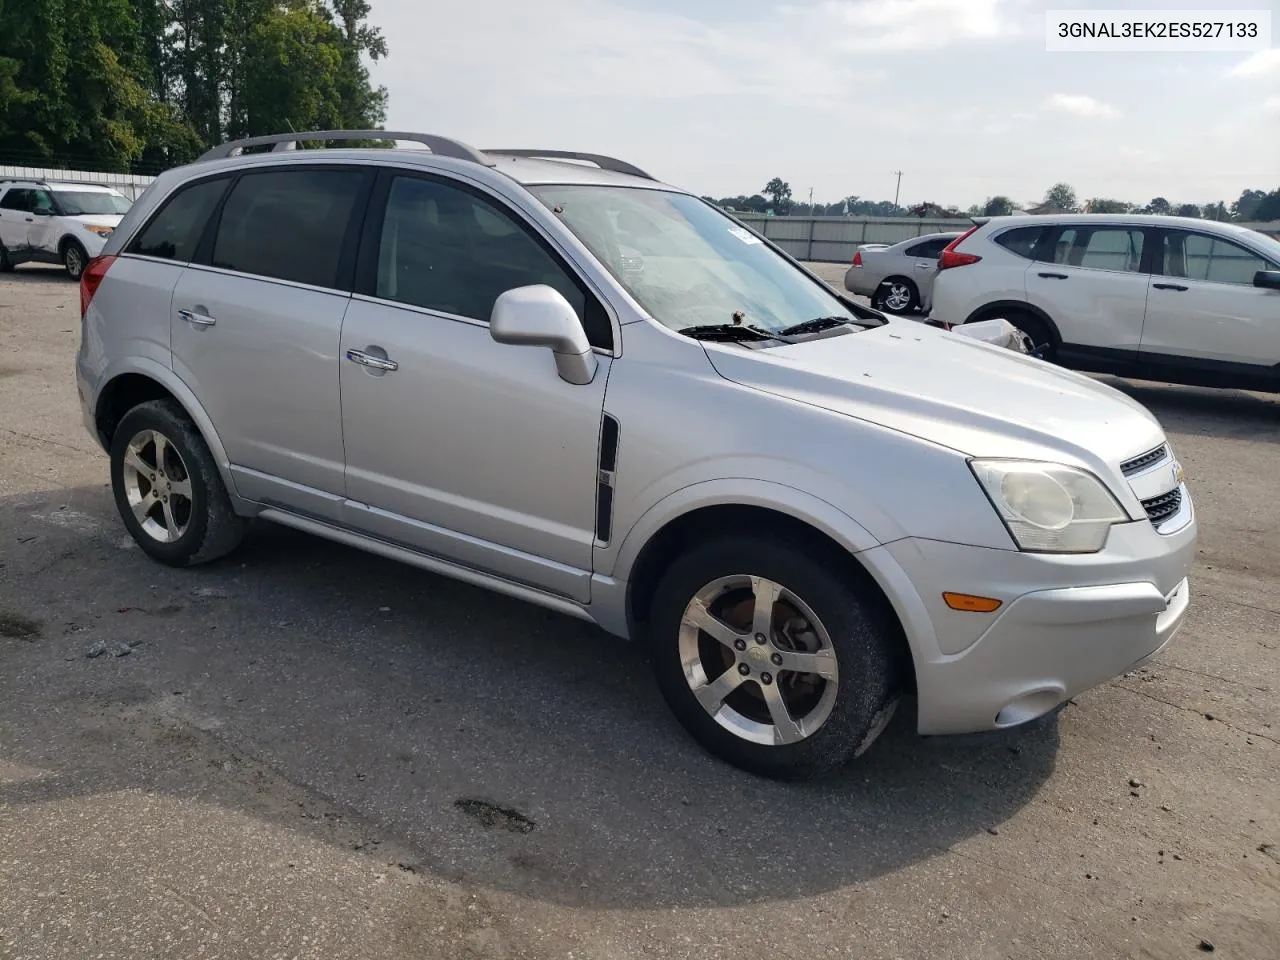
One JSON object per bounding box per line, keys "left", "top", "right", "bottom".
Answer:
{"left": 1229, "top": 49, "right": 1280, "bottom": 78}
{"left": 1046, "top": 94, "right": 1120, "bottom": 119}
{"left": 793, "top": 0, "right": 1021, "bottom": 52}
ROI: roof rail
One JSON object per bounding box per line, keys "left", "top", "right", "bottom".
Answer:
{"left": 484, "top": 149, "right": 655, "bottom": 181}
{"left": 197, "top": 130, "right": 493, "bottom": 166}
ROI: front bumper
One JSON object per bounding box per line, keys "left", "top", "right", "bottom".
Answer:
{"left": 865, "top": 507, "right": 1197, "bottom": 735}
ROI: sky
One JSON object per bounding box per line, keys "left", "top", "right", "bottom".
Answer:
{"left": 366, "top": 0, "right": 1280, "bottom": 210}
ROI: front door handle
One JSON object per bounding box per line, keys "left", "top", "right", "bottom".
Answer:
{"left": 178, "top": 308, "right": 217, "bottom": 327}
{"left": 1152, "top": 282, "right": 1188, "bottom": 292}
{"left": 346, "top": 348, "right": 398, "bottom": 372}
{"left": 1038, "top": 272, "right": 1069, "bottom": 279}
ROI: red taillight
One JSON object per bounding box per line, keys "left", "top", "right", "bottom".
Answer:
{"left": 852, "top": 250, "right": 863, "bottom": 266}
{"left": 80, "top": 255, "right": 117, "bottom": 317}
{"left": 938, "top": 226, "right": 982, "bottom": 270}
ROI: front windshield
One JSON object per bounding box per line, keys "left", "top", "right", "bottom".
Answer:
{"left": 530, "top": 185, "right": 861, "bottom": 333}
{"left": 54, "top": 191, "right": 132, "bottom": 216}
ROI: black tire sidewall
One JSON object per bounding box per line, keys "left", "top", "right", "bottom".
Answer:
{"left": 64, "top": 241, "right": 87, "bottom": 279}
{"left": 0, "top": 243, "right": 12, "bottom": 272}
{"left": 648, "top": 535, "right": 902, "bottom": 779}
{"left": 1001, "top": 310, "right": 1056, "bottom": 361}
{"left": 110, "top": 401, "right": 218, "bottom": 566}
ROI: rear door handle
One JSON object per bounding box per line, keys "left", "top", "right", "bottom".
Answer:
{"left": 178, "top": 308, "right": 217, "bottom": 327}
{"left": 1038, "top": 272, "right": 1069, "bottom": 279}
{"left": 346, "top": 348, "right": 398, "bottom": 372}
{"left": 1152, "top": 282, "right": 1188, "bottom": 292}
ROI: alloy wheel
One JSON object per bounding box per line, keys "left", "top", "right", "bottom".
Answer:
{"left": 120, "top": 429, "right": 194, "bottom": 543}
{"left": 679, "top": 575, "right": 839, "bottom": 746}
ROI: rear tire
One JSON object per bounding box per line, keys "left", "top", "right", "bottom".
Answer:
{"left": 648, "top": 533, "right": 904, "bottom": 780}
{"left": 63, "top": 240, "right": 88, "bottom": 280}
{"left": 982, "top": 309, "right": 1056, "bottom": 362}
{"left": 110, "top": 399, "right": 247, "bottom": 566}
{"left": 873, "top": 277, "right": 920, "bottom": 314}
{"left": 0, "top": 243, "right": 13, "bottom": 272}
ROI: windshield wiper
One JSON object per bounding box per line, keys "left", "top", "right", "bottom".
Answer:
{"left": 678, "top": 323, "right": 784, "bottom": 343}
{"left": 777, "top": 316, "right": 857, "bottom": 337}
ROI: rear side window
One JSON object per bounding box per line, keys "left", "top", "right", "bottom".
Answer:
{"left": 212, "top": 169, "right": 366, "bottom": 288}
{"left": 0, "top": 189, "right": 31, "bottom": 211}
{"left": 905, "top": 237, "right": 951, "bottom": 258}
{"left": 372, "top": 175, "right": 612, "bottom": 349}
{"left": 129, "top": 178, "right": 228, "bottom": 261}
{"left": 1050, "top": 226, "right": 1145, "bottom": 272}
{"left": 993, "top": 226, "right": 1048, "bottom": 260}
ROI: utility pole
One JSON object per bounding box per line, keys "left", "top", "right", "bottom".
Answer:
{"left": 893, "top": 170, "right": 903, "bottom": 208}
{"left": 808, "top": 186, "right": 814, "bottom": 213}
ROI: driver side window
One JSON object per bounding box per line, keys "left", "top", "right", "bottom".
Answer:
{"left": 30, "top": 189, "right": 54, "bottom": 214}
{"left": 373, "top": 175, "right": 612, "bottom": 350}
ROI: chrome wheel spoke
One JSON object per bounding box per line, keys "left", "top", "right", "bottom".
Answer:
{"left": 775, "top": 647, "right": 838, "bottom": 680}
{"left": 750, "top": 576, "right": 782, "bottom": 638}
{"left": 169, "top": 478, "right": 192, "bottom": 500}
{"left": 153, "top": 434, "right": 170, "bottom": 474}
{"left": 123, "top": 446, "right": 151, "bottom": 478}
{"left": 131, "top": 491, "right": 158, "bottom": 524}
{"left": 682, "top": 596, "right": 742, "bottom": 648}
{"left": 692, "top": 669, "right": 745, "bottom": 713}
{"left": 760, "top": 681, "right": 805, "bottom": 744}
{"left": 160, "top": 499, "right": 179, "bottom": 538}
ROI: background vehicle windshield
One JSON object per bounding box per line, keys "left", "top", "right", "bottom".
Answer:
{"left": 54, "top": 191, "right": 132, "bottom": 216}
{"left": 530, "top": 185, "right": 858, "bottom": 333}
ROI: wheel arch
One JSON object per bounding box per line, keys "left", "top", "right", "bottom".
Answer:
{"left": 964, "top": 299, "right": 1061, "bottom": 346}
{"left": 94, "top": 362, "right": 240, "bottom": 500}
{"left": 616, "top": 492, "right": 917, "bottom": 693}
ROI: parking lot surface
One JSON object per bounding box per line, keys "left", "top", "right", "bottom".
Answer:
{"left": 1, "top": 266, "right": 1277, "bottom": 959}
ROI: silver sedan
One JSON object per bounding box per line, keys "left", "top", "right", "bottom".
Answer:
{"left": 843, "top": 232, "right": 959, "bottom": 314}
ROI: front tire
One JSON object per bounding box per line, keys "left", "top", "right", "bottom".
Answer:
{"left": 63, "top": 240, "right": 88, "bottom": 280}
{"left": 110, "top": 399, "right": 247, "bottom": 566}
{"left": 0, "top": 243, "right": 13, "bottom": 272}
{"left": 648, "top": 534, "right": 904, "bottom": 780}
{"left": 982, "top": 309, "right": 1056, "bottom": 362}
{"left": 873, "top": 277, "right": 920, "bottom": 314}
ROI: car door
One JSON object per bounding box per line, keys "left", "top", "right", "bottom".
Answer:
{"left": 1138, "top": 229, "right": 1280, "bottom": 390}
{"left": 0, "top": 189, "right": 33, "bottom": 257}
{"left": 27, "top": 187, "right": 60, "bottom": 256}
{"left": 170, "top": 166, "right": 373, "bottom": 523}
{"left": 1023, "top": 223, "right": 1152, "bottom": 372}
{"left": 339, "top": 170, "right": 614, "bottom": 602}
{"left": 901, "top": 235, "right": 951, "bottom": 305}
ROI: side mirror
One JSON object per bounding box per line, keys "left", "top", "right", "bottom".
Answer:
{"left": 489, "top": 285, "right": 598, "bottom": 385}
{"left": 1253, "top": 270, "right": 1280, "bottom": 291}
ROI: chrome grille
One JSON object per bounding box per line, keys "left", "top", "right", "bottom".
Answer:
{"left": 1141, "top": 488, "right": 1182, "bottom": 526}
{"left": 1121, "top": 444, "right": 1168, "bottom": 477}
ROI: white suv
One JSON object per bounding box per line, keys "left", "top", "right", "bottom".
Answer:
{"left": 77, "top": 131, "right": 1196, "bottom": 779}
{"left": 0, "top": 180, "right": 132, "bottom": 279}
{"left": 930, "top": 214, "right": 1280, "bottom": 393}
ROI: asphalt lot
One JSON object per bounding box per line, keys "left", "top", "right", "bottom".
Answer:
{"left": 1, "top": 264, "right": 1277, "bottom": 960}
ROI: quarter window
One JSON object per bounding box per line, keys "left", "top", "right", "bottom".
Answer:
{"left": 1050, "top": 227, "right": 1145, "bottom": 272}
{"left": 373, "top": 175, "right": 611, "bottom": 348}
{"left": 1162, "top": 232, "right": 1272, "bottom": 285}
{"left": 905, "top": 237, "right": 950, "bottom": 258}
{"left": 128, "top": 178, "right": 229, "bottom": 262}
{"left": 993, "top": 226, "right": 1048, "bottom": 260}
{"left": 212, "top": 169, "right": 366, "bottom": 288}
{"left": 0, "top": 189, "right": 32, "bottom": 212}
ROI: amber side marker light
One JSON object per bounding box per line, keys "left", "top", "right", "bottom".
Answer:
{"left": 943, "top": 592, "right": 1002, "bottom": 613}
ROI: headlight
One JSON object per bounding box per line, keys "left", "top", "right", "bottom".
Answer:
{"left": 85, "top": 226, "right": 114, "bottom": 237}
{"left": 970, "top": 460, "right": 1128, "bottom": 553}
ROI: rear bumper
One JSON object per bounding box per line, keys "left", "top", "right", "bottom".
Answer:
{"left": 843, "top": 266, "right": 875, "bottom": 295}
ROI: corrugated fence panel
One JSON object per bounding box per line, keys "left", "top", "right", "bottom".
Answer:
{"left": 0, "top": 165, "right": 157, "bottom": 201}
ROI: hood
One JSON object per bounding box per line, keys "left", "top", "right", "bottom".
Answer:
{"left": 704, "top": 320, "right": 1166, "bottom": 471}
{"left": 70, "top": 214, "right": 124, "bottom": 229}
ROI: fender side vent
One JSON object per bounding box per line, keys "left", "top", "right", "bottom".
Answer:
{"left": 596, "top": 414, "right": 619, "bottom": 543}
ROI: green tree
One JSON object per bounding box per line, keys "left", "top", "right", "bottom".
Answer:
{"left": 1042, "top": 182, "right": 1078, "bottom": 211}
{"left": 1231, "top": 189, "right": 1267, "bottom": 220}
{"left": 1142, "top": 197, "right": 1172, "bottom": 215}
{"left": 240, "top": 1, "right": 347, "bottom": 135}
{"left": 762, "top": 177, "right": 792, "bottom": 211}
{"left": 1085, "top": 198, "right": 1131, "bottom": 213}
{"left": 1175, "top": 203, "right": 1201, "bottom": 218}
{"left": 982, "top": 195, "right": 1015, "bottom": 216}
{"left": 1254, "top": 190, "right": 1280, "bottom": 221}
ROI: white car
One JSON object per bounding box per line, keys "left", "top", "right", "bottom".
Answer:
{"left": 930, "top": 214, "right": 1280, "bottom": 393}
{"left": 0, "top": 180, "right": 132, "bottom": 279}
{"left": 843, "top": 232, "right": 959, "bottom": 314}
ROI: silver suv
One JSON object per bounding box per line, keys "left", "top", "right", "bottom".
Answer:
{"left": 77, "top": 130, "right": 1197, "bottom": 779}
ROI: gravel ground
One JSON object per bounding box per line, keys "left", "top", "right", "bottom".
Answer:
{"left": 1, "top": 265, "right": 1277, "bottom": 960}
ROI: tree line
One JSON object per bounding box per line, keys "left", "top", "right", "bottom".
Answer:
{"left": 710, "top": 179, "right": 1280, "bottom": 223}
{"left": 0, "top": 0, "right": 388, "bottom": 174}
